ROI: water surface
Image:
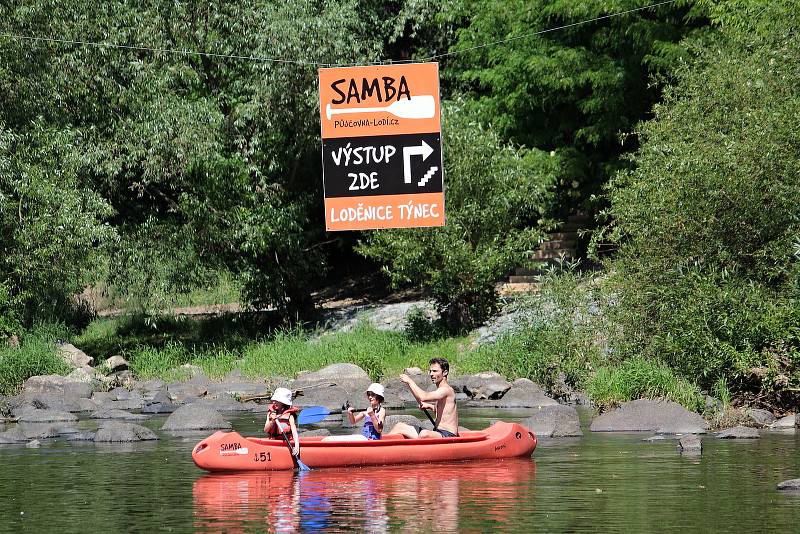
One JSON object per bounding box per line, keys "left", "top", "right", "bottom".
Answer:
{"left": 1, "top": 409, "right": 798, "bottom": 532}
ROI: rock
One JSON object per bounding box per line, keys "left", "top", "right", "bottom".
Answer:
{"left": 459, "top": 372, "right": 512, "bottom": 400}
{"left": 57, "top": 342, "right": 93, "bottom": 368}
{"left": 192, "top": 396, "right": 252, "bottom": 413}
{"left": 167, "top": 377, "right": 210, "bottom": 403}
{"left": 521, "top": 405, "right": 583, "bottom": 438}
{"left": 716, "top": 426, "right": 760, "bottom": 439}
{"left": 161, "top": 404, "right": 232, "bottom": 431}
{"left": 95, "top": 422, "right": 158, "bottom": 442}
{"left": 746, "top": 408, "right": 776, "bottom": 427}
{"left": 206, "top": 381, "right": 266, "bottom": 400}
{"left": 15, "top": 407, "right": 78, "bottom": 423}
{"left": 590, "top": 399, "right": 709, "bottom": 434}
{"left": 23, "top": 375, "right": 93, "bottom": 399}
{"left": 678, "top": 435, "right": 702, "bottom": 454}
{"left": 382, "top": 378, "right": 420, "bottom": 406}
{"left": 26, "top": 439, "right": 40, "bottom": 448}
{"left": 90, "top": 409, "right": 148, "bottom": 421}
{"left": 141, "top": 389, "right": 178, "bottom": 414}
{"left": 769, "top": 414, "right": 797, "bottom": 430}
{"left": 67, "top": 432, "right": 97, "bottom": 441}
{"left": 482, "top": 378, "right": 558, "bottom": 408}
{"left": 0, "top": 426, "right": 29, "bottom": 443}
{"left": 292, "top": 384, "right": 351, "bottom": 410}
{"left": 66, "top": 367, "right": 103, "bottom": 384}
{"left": 777, "top": 479, "right": 800, "bottom": 491}
{"left": 384, "top": 414, "right": 432, "bottom": 433}
{"left": 291, "top": 363, "right": 375, "bottom": 408}
{"left": 19, "top": 423, "right": 62, "bottom": 439}
{"left": 103, "top": 355, "right": 129, "bottom": 373}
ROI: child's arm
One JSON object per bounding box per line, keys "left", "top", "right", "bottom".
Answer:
{"left": 264, "top": 410, "right": 277, "bottom": 433}
{"left": 371, "top": 407, "right": 386, "bottom": 434}
{"left": 348, "top": 408, "right": 365, "bottom": 424}
{"left": 288, "top": 415, "right": 300, "bottom": 456}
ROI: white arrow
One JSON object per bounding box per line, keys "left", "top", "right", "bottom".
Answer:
{"left": 403, "top": 140, "right": 434, "bottom": 184}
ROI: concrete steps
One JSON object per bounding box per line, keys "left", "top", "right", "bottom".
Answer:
{"left": 500, "top": 213, "right": 590, "bottom": 294}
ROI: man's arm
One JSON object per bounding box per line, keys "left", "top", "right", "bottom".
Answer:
{"left": 400, "top": 374, "right": 448, "bottom": 403}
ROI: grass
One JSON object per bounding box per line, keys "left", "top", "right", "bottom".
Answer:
{"left": 0, "top": 324, "right": 73, "bottom": 395}
{"left": 77, "top": 317, "right": 469, "bottom": 383}
{"left": 586, "top": 357, "right": 704, "bottom": 412}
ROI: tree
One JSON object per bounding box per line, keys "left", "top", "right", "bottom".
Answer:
{"left": 594, "top": 1, "right": 800, "bottom": 403}
{"left": 358, "top": 100, "right": 558, "bottom": 330}
{"left": 445, "top": 0, "right": 707, "bottom": 214}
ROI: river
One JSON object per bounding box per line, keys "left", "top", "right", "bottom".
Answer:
{"left": 1, "top": 408, "right": 798, "bottom": 532}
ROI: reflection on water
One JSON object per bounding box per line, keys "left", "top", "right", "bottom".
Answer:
{"left": 193, "top": 459, "right": 535, "bottom": 533}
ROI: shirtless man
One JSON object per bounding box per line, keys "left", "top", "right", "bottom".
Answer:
{"left": 389, "top": 357, "right": 459, "bottom": 438}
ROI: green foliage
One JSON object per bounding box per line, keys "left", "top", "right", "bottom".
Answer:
{"left": 0, "top": 126, "right": 115, "bottom": 325}
{"left": 358, "top": 101, "right": 557, "bottom": 330}
{"left": 0, "top": 324, "right": 72, "bottom": 395}
{"left": 0, "top": 282, "right": 21, "bottom": 338}
{"left": 461, "top": 269, "right": 604, "bottom": 394}
{"left": 586, "top": 357, "right": 704, "bottom": 412}
{"left": 239, "top": 323, "right": 445, "bottom": 382}
{"left": 1, "top": 1, "right": 443, "bottom": 321}
{"left": 593, "top": 2, "right": 800, "bottom": 402}
{"left": 446, "top": 0, "right": 707, "bottom": 211}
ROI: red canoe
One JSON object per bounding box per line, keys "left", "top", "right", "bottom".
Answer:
{"left": 192, "top": 421, "right": 536, "bottom": 471}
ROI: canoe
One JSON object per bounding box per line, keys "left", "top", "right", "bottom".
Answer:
{"left": 192, "top": 421, "right": 536, "bottom": 471}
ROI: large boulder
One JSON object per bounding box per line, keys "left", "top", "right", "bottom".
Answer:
{"left": 380, "top": 378, "right": 418, "bottom": 407}
{"left": 90, "top": 409, "right": 148, "bottom": 421}
{"left": 206, "top": 381, "right": 266, "bottom": 400}
{"left": 457, "top": 372, "right": 511, "bottom": 400}
{"left": 290, "top": 363, "right": 376, "bottom": 409}
{"left": 480, "top": 378, "right": 559, "bottom": 408}
{"left": 161, "top": 404, "right": 232, "bottom": 431}
{"left": 590, "top": 399, "right": 709, "bottom": 434}
{"left": 140, "top": 389, "right": 178, "bottom": 414}
{"left": 521, "top": 405, "right": 583, "bottom": 438}
{"left": 167, "top": 376, "right": 210, "bottom": 403}
{"left": 57, "top": 342, "right": 93, "bottom": 368}
{"left": 0, "top": 426, "right": 28, "bottom": 443}
{"left": 95, "top": 422, "right": 158, "bottom": 442}
{"left": 716, "top": 426, "right": 760, "bottom": 439}
{"left": 769, "top": 414, "right": 797, "bottom": 430}
{"left": 383, "top": 414, "right": 432, "bottom": 434}
{"left": 746, "top": 408, "right": 776, "bottom": 427}
{"left": 14, "top": 407, "right": 78, "bottom": 423}
{"left": 23, "top": 375, "right": 93, "bottom": 399}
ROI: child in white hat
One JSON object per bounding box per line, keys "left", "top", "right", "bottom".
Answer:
{"left": 264, "top": 387, "right": 301, "bottom": 456}
{"left": 347, "top": 383, "right": 387, "bottom": 440}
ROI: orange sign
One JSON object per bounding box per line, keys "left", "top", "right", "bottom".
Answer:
{"left": 318, "top": 62, "right": 445, "bottom": 231}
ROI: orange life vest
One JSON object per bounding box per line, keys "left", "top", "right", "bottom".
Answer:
{"left": 265, "top": 406, "right": 300, "bottom": 438}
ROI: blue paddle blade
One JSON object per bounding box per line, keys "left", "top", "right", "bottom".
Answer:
{"left": 295, "top": 457, "right": 312, "bottom": 471}
{"left": 297, "top": 406, "right": 332, "bottom": 425}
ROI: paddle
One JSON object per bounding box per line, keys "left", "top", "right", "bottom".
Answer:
{"left": 278, "top": 424, "right": 311, "bottom": 472}
{"left": 297, "top": 405, "right": 366, "bottom": 425}
{"left": 420, "top": 405, "right": 437, "bottom": 428}
{"left": 325, "top": 95, "right": 435, "bottom": 120}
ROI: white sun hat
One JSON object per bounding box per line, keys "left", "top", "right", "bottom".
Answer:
{"left": 366, "top": 383, "right": 385, "bottom": 398}
{"left": 270, "top": 387, "right": 293, "bottom": 406}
